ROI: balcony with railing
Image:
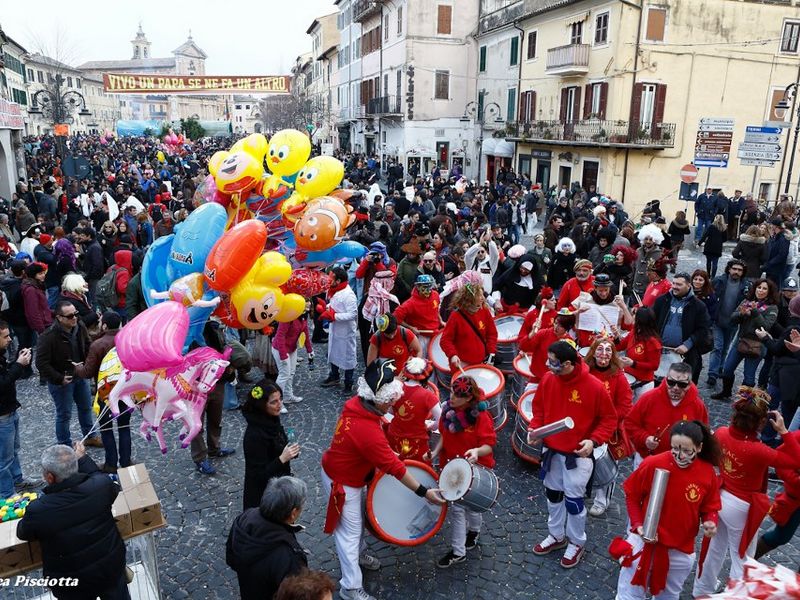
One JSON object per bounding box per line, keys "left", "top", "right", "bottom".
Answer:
{"left": 353, "top": 0, "right": 380, "bottom": 22}
{"left": 546, "top": 44, "right": 590, "bottom": 76}
{"left": 366, "top": 95, "right": 402, "bottom": 117}
{"left": 505, "top": 119, "right": 676, "bottom": 149}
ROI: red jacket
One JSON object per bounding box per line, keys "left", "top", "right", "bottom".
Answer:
{"left": 624, "top": 451, "right": 720, "bottom": 554}
{"left": 771, "top": 431, "right": 800, "bottom": 525}
{"left": 112, "top": 249, "right": 132, "bottom": 309}
{"left": 530, "top": 361, "right": 617, "bottom": 453}
{"left": 624, "top": 380, "right": 709, "bottom": 457}
{"left": 22, "top": 280, "right": 52, "bottom": 333}
{"left": 439, "top": 410, "right": 496, "bottom": 469}
{"left": 588, "top": 366, "right": 632, "bottom": 427}
{"left": 556, "top": 276, "right": 594, "bottom": 310}
{"left": 394, "top": 288, "right": 442, "bottom": 333}
{"left": 272, "top": 318, "right": 313, "bottom": 359}
{"left": 440, "top": 307, "right": 497, "bottom": 366}
{"left": 642, "top": 279, "right": 672, "bottom": 308}
{"left": 388, "top": 383, "right": 438, "bottom": 442}
{"left": 517, "top": 307, "right": 556, "bottom": 349}
{"left": 322, "top": 396, "right": 407, "bottom": 487}
{"left": 617, "top": 333, "right": 662, "bottom": 383}
{"left": 519, "top": 327, "right": 570, "bottom": 381}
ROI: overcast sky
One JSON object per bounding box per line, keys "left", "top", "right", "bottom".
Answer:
{"left": 2, "top": 0, "right": 337, "bottom": 73}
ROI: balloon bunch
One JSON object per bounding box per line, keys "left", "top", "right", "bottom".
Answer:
{"left": 109, "top": 302, "right": 232, "bottom": 453}
{"left": 0, "top": 492, "right": 37, "bottom": 522}
{"left": 162, "top": 128, "right": 186, "bottom": 157}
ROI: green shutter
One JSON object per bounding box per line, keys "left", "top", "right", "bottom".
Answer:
{"left": 479, "top": 46, "right": 487, "bottom": 72}
{"left": 510, "top": 37, "right": 519, "bottom": 66}
{"left": 507, "top": 88, "right": 516, "bottom": 121}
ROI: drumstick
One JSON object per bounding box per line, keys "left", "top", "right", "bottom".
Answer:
{"left": 416, "top": 329, "right": 436, "bottom": 334}
{"left": 618, "top": 281, "right": 623, "bottom": 297}
{"left": 534, "top": 301, "right": 546, "bottom": 330}
{"left": 632, "top": 289, "right": 642, "bottom": 305}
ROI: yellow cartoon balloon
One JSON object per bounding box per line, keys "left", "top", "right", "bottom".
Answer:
{"left": 275, "top": 293, "right": 306, "bottom": 323}
{"left": 230, "top": 252, "right": 300, "bottom": 330}
{"left": 213, "top": 152, "right": 264, "bottom": 196}
{"left": 266, "top": 129, "right": 311, "bottom": 178}
{"left": 156, "top": 150, "right": 166, "bottom": 163}
{"left": 207, "top": 151, "right": 229, "bottom": 177}
{"left": 295, "top": 156, "right": 344, "bottom": 199}
{"left": 231, "top": 133, "right": 269, "bottom": 163}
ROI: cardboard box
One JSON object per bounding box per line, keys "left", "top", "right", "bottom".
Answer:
{"left": 123, "top": 480, "right": 165, "bottom": 535}
{"left": 117, "top": 464, "right": 150, "bottom": 490}
{"left": 112, "top": 493, "right": 134, "bottom": 540}
{"left": 0, "top": 520, "right": 34, "bottom": 577}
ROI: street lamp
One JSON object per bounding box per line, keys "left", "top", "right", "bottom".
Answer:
{"left": 28, "top": 73, "right": 92, "bottom": 161}
{"left": 775, "top": 83, "right": 799, "bottom": 196}
{"left": 460, "top": 93, "right": 503, "bottom": 182}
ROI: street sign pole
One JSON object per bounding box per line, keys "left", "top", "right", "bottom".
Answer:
{"left": 751, "top": 166, "right": 759, "bottom": 195}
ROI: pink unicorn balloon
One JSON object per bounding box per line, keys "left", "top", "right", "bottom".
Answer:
{"left": 116, "top": 301, "right": 187, "bottom": 372}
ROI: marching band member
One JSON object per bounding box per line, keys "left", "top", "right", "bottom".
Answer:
{"left": 613, "top": 420, "right": 721, "bottom": 600}
{"left": 440, "top": 274, "right": 498, "bottom": 370}
{"left": 518, "top": 311, "right": 576, "bottom": 382}
{"left": 556, "top": 259, "right": 595, "bottom": 310}
{"left": 366, "top": 314, "right": 422, "bottom": 372}
{"left": 518, "top": 286, "right": 556, "bottom": 338}
{"left": 624, "top": 363, "right": 708, "bottom": 469}
{"left": 394, "top": 274, "right": 445, "bottom": 357}
{"left": 616, "top": 307, "right": 662, "bottom": 402}
{"left": 530, "top": 341, "right": 617, "bottom": 568}
{"left": 572, "top": 273, "right": 633, "bottom": 348}
{"left": 386, "top": 358, "right": 441, "bottom": 462}
{"left": 756, "top": 429, "right": 800, "bottom": 559}
{"left": 692, "top": 387, "right": 800, "bottom": 595}
{"left": 425, "top": 375, "right": 496, "bottom": 568}
{"left": 584, "top": 337, "right": 633, "bottom": 517}
{"left": 321, "top": 359, "right": 445, "bottom": 600}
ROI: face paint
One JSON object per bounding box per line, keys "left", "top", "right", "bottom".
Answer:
{"left": 547, "top": 358, "right": 563, "bottom": 374}
{"left": 671, "top": 445, "right": 697, "bottom": 469}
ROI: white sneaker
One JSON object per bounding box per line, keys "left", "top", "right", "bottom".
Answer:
{"left": 339, "top": 588, "right": 376, "bottom": 600}
{"left": 588, "top": 503, "right": 607, "bottom": 517}
{"left": 285, "top": 396, "right": 304, "bottom": 404}
{"left": 560, "top": 543, "right": 586, "bottom": 568}
{"left": 358, "top": 553, "right": 381, "bottom": 570}
{"left": 280, "top": 405, "right": 288, "bottom": 414}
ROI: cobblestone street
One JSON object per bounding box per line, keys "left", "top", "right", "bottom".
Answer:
{"left": 8, "top": 239, "right": 800, "bottom": 600}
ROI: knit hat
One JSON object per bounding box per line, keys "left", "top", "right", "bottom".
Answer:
{"left": 403, "top": 357, "right": 433, "bottom": 381}
{"left": 783, "top": 277, "right": 798, "bottom": 292}
{"left": 574, "top": 259, "right": 592, "bottom": 272}
{"left": 39, "top": 234, "right": 52, "bottom": 245}
{"left": 790, "top": 294, "right": 800, "bottom": 318}
{"left": 25, "top": 262, "right": 47, "bottom": 278}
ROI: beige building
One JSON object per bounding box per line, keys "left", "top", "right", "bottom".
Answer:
{"left": 498, "top": 0, "right": 800, "bottom": 218}
{"left": 307, "top": 13, "right": 341, "bottom": 145}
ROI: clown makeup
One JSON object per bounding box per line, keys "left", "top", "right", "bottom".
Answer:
{"left": 576, "top": 267, "right": 591, "bottom": 281}
{"left": 594, "top": 342, "right": 613, "bottom": 368}
{"left": 670, "top": 434, "right": 699, "bottom": 469}
{"left": 417, "top": 285, "right": 433, "bottom": 298}
{"left": 546, "top": 354, "right": 563, "bottom": 374}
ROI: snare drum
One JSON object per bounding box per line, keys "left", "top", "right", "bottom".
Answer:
{"left": 624, "top": 372, "right": 637, "bottom": 387}
{"left": 417, "top": 334, "right": 432, "bottom": 359}
{"left": 495, "top": 315, "right": 524, "bottom": 370}
{"left": 579, "top": 346, "right": 590, "bottom": 358}
{"left": 656, "top": 349, "right": 682, "bottom": 379}
{"left": 510, "top": 354, "right": 534, "bottom": 409}
{"left": 591, "top": 444, "right": 619, "bottom": 488}
{"left": 366, "top": 460, "right": 447, "bottom": 546}
{"left": 511, "top": 389, "right": 542, "bottom": 465}
{"left": 439, "top": 457, "right": 499, "bottom": 513}
{"left": 455, "top": 365, "right": 507, "bottom": 431}
{"left": 429, "top": 332, "right": 451, "bottom": 389}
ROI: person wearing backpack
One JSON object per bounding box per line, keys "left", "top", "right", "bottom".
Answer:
{"left": 365, "top": 313, "right": 422, "bottom": 373}
{"left": 97, "top": 250, "right": 132, "bottom": 323}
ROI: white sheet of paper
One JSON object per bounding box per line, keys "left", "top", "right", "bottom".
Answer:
{"left": 577, "top": 304, "right": 620, "bottom": 332}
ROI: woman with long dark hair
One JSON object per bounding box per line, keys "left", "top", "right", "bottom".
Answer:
{"left": 616, "top": 307, "right": 662, "bottom": 401}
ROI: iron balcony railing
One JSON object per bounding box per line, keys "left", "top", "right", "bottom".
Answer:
{"left": 505, "top": 119, "right": 676, "bottom": 148}
{"left": 546, "top": 43, "right": 590, "bottom": 71}
{"left": 353, "top": 0, "right": 380, "bottom": 22}
{"left": 366, "top": 95, "right": 402, "bottom": 116}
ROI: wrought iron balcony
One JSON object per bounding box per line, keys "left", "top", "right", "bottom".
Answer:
{"left": 504, "top": 119, "right": 676, "bottom": 149}
{"left": 546, "top": 44, "right": 590, "bottom": 76}
{"left": 366, "top": 95, "right": 402, "bottom": 117}
{"left": 353, "top": 0, "right": 380, "bottom": 22}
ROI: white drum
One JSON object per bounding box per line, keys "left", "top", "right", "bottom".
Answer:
{"left": 624, "top": 372, "right": 637, "bottom": 386}
{"left": 429, "top": 332, "right": 451, "bottom": 389}
{"left": 579, "top": 346, "right": 590, "bottom": 358}
{"left": 495, "top": 315, "right": 524, "bottom": 370}
{"left": 655, "top": 349, "right": 682, "bottom": 379}
{"left": 439, "top": 457, "right": 499, "bottom": 513}
{"left": 592, "top": 444, "right": 619, "bottom": 488}
{"left": 511, "top": 389, "right": 542, "bottom": 465}
{"left": 455, "top": 365, "right": 507, "bottom": 431}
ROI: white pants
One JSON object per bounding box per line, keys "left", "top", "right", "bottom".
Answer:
{"left": 592, "top": 481, "right": 614, "bottom": 511}
{"left": 272, "top": 347, "right": 298, "bottom": 401}
{"left": 449, "top": 503, "right": 482, "bottom": 556}
{"left": 321, "top": 468, "right": 367, "bottom": 590}
{"left": 692, "top": 490, "right": 757, "bottom": 596}
{"left": 616, "top": 533, "right": 695, "bottom": 600}
{"left": 633, "top": 452, "right": 645, "bottom": 471}
{"left": 543, "top": 453, "right": 593, "bottom": 545}
{"left": 632, "top": 382, "right": 654, "bottom": 404}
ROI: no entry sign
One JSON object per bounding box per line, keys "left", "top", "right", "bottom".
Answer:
{"left": 680, "top": 163, "right": 699, "bottom": 184}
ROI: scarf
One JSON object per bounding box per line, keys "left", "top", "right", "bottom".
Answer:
{"left": 326, "top": 280, "right": 348, "bottom": 300}
{"left": 441, "top": 400, "right": 486, "bottom": 433}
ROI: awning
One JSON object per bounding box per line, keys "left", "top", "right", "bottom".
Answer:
{"left": 488, "top": 140, "right": 515, "bottom": 158}
{"left": 565, "top": 11, "right": 590, "bottom": 26}
{"left": 481, "top": 138, "right": 497, "bottom": 155}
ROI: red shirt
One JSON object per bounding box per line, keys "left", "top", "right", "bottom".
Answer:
{"left": 438, "top": 410, "right": 496, "bottom": 469}
{"left": 642, "top": 279, "right": 672, "bottom": 308}
{"left": 518, "top": 326, "right": 572, "bottom": 381}
{"left": 322, "top": 396, "right": 407, "bottom": 487}
{"left": 617, "top": 333, "right": 662, "bottom": 383}
{"left": 624, "top": 380, "right": 709, "bottom": 457}
{"left": 517, "top": 307, "right": 556, "bottom": 351}
{"left": 588, "top": 366, "right": 633, "bottom": 426}
{"left": 394, "top": 288, "right": 442, "bottom": 332}
{"left": 557, "top": 276, "right": 594, "bottom": 310}
{"left": 388, "top": 383, "right": 438, "bottom": 441}
{"left": 530, "top": 361, "right": 617, "bottom": 453}
{"left": 772, "top": 431, "right": 800, "bottom": 525}
{"left": 440, "top": 307, "right": 498, "bottom": 366}
{"left": 624, "top": 451, "right": 720, "bottom": 553}
{"left": 369, "top": 327, "right": 418, "bottom": 372}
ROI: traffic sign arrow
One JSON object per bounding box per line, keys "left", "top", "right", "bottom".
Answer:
{"left": 746, "top": 126, "right": 781, "bottom": 134}
{"left": 700, "top": 118, "right": 735, "bottom": 126}
{"left": 737, "top": 150, "right": 781, "bottom": 160}
{"left": 740, "top": 159, "right": 776, "bottom": 167}
{"left": 699, "top": 125, "right": 734, "bottom": 132}
{"left": 698, "top": 131, "right": 733, "bottom": 139}
{"left": 737, "top": 142, "right": 781, "bottom": 152}
{"left": 744, "top": 133, "right": 781, "bottom": 143}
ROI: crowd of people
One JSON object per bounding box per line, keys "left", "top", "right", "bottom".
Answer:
{"left": 2, "top": 130, "right": 800, "bottom": 600}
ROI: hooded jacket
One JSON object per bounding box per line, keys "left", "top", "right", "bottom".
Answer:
{"left": 242, "top": 410, "right": 291, "bottom": 510}
{"left": 395, "top": 287, "right": 442, "bottom": 332}
{"left": 112, "top": 249, "right": 133, "bottom": 309}
{"left": 226, "top": 509, "right": 307, "bottom": 600}
{"left": 732, "top": 233, "right": 767, "bottom": 279}
{"left": 22, "top": 278, "right": 52, "bottom": 334}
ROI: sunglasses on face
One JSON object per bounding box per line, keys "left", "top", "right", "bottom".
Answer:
{"left": 59, "top": 313, "right": 78, "bottom": 320}
{"left": 666, "top": 378, "right": 690, "bottom": 389}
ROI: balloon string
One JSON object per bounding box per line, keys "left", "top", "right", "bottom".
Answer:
{"left": 79, "top": 404, "right": 135, "bottom": 443}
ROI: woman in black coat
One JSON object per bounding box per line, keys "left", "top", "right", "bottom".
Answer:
{"left": 241, "top": 380, "right": 300, "bottom": 510}
{"left": 699, "top": 214, "right": 727, "bottom": 277}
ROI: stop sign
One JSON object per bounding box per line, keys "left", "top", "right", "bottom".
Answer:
{"left": 680, "top": 163, "right": 699, "bottom": 184}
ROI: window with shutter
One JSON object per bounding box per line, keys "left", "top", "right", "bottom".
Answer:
{"left": 583, "top": 84, "right": 592, "bottom": 120}
{"left": 435, "top": 71, "right": 449, "bottom": 100}
{"left": 781, "top": 21, "right": 800, "bottom": 54}
{"left": 527, "top": 31, "right": 537, "bottom": 60}
{"left": 599, "top": 82, "right": 608, "bottom": 119}
{"left": 479, "top": 46, "right": 487, "bottom": 72}
{"left": 560, "top": 88, "right": 569, "bottom": 122}
{"left": 437, "top": 5, "right": 452, "bottom": 35}
{"left": 570, "top": 22, "right": 583, "bottom": 45}
{"left": 629, "top": 82, "right": 644, "bottom": 126}
{"left": 645, "top": 7, "right": 667, "bottom": 42}
{"left": 507, "top": 88, "right": 517, "bottom": 122}
{"left": 478, "top": 90, "right": 485, "bottom": 117}
{"left": 397, "top": 6, "right": 403, "bottom": 35}
{"left": 510, "top": 36, "right": 519, "bottom": 66}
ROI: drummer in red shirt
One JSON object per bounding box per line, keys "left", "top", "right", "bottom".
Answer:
{"left": 693, "top": 387, "right": 800, "bottom": 596}
{"left": 518, "top": 286, "right": 557, "bottom": 340}
{"left": 556, "top": 259, "right": 594, "bottom": 310}
{"left": 366, "top": 314, "right": 422, "bottom": 372}
{"left": 440, "top": 277, "right": 498, "bottom": 370}
{"left": 640, "top": 254, "right": 673, "bottom": 308}
{"left": 321, "top": 359, "right": 445, "bottom": 600}
{"left": 757, "top": 431, "right": 800, "bottom": 559}
{"left": 387, "top": 357, "right": 441, "bottom": 462}
{"left": 614, "top": 420, "right": 721, "bottom": 600}
{"left": 425, "top": 375, "right": 496, "bottom": 569}
{"left": 584, "top": 336, "right": 633, "bottom": 517}
{"left": 624, "top": 362, "right": 709, "bottom": 469}
{"left": 616, "top": 307, "right": 663, "bottom": 402}
{"left": 529, "top": 341, "right": 617, "bottom": 568}
{"left": 394, "top": 275, "right": 445, "bottom": 358}
{"left": 519, "top": 310, "right": 577, "bottom": 382}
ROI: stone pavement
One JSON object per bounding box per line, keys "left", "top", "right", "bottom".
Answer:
{"left": 8, "top": 237, "right": 800, "bottom": 600}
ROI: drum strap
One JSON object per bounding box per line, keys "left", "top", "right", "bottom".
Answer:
{"left": 629, "top": 379, "right": 649, "bottom": 390}
{"left": 454, "top": 310, "right": 488, "bottom": 358}
{"left": 323, "top": 480, "right": 346, "bottom": 535}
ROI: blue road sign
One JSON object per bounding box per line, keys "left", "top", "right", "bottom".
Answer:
{"left": 746, "top": 126, "right": 782, "bottom": 134}
{"left": 694, "top": 158, "right": 728, "bottom": 168}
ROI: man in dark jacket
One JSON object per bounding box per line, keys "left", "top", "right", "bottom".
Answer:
{"left": 124, "top": 253, "right": 147, "bottom": 322}
{"left": 693, "top": 187, "right": 717, "bottom": 244}
{"left": 227, "top": 476, "right": 308, "bottom": 600}
{"left": 17, "top": 442, "right": 128, "bottom": 598}
{"left": 74, "top": 227, "right": 104, "bottom": 308}
{"left": 36, "top": 300, "right": 100, "bottom": 448}
{"left": 652, "top": 273, "right": 712, "bottom": 383}
{"left": 765, "top": 218, "right": 790, "bottom": 286}
{"left": 708, "top": 259, "right": 750, "bottom": 386}
{"left": 0, "top": 260, "right": 33, "bottom": 354}
{"left": 0, "top": 320, "right": 34, "bottom": 499}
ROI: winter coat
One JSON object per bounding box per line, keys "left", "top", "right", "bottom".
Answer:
{"left": 35, "top": 320, "right": 90, "bottom": 384}
{"left": 668, "top": 220, "right": 691, "bottom": 244}
{"left": 81, "top": 239, "right": 105, "bottom": 282}
{"left": 652, "top": 290, "right": 712, "bottom": 354}
{"left": 22, "top": 279, "right": 52, "bottom": 333}
{"left": 547, "top": 252, "right": 576, "bottom": 291}
{"left": 125, "top": 272, "right": 147, "bottom": 322}
{"left": 57, "top": 291, "right": 98, "bottom": 329}
{"left": 632, "top": 245, "right": 663, "bottom": 298}
{"left": 731, "top": 300, "right": 778, "bottom": 342}
{"left": 765, "top": 232, "right": 791, "bottom": 279}
{"left": 112, "top": 250, "right": 133, "bottom": 309}
{"left": 732, "top": 234, "right": 767, "bottom": 279}
{"left": 700, "top": 225, "right": 726, "bottom": 257}
{"left": 241, "top": 410, "right": 291, "bottom": 510}
{"left": 695, "top": 193, "right": 718, "bottom": 221}
{"left": 0, "top": 353, "right": 25, "bottom": 417}
{"left": 72, "top": 329, "right": 117, "bottom": 381}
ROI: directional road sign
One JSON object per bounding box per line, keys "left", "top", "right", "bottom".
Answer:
{"left": 695, "top": 159, "right": 729, "bottom": 168}
{"left": 695, "top": 117, "right": 734, "bottom": 168}
{"left": 743, "top": 133, "right": 781, "bottom": 143}
{"left": 746, "top": 126, "right": 781, "bottom": 134}
{"left": 738, "top": 142, "right": 781, "bottom": 152}
{"left": 737, "top": 149, "right": 782, "bottom": 160}
{"left": 740, "top": 159, "right": 777, "bottom": 167}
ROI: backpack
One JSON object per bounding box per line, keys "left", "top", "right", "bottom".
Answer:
{"left": 96, "top": 266, "right": 122, "bottom": 311}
